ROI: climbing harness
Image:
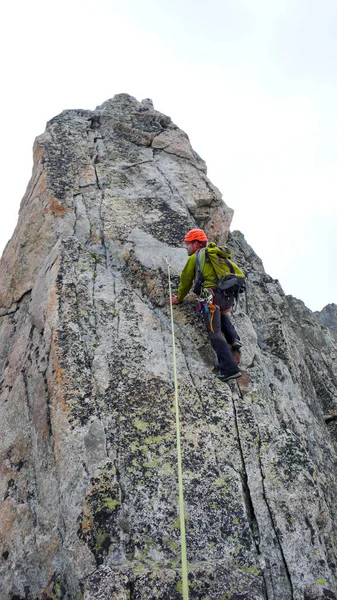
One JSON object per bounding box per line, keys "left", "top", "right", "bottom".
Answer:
{"left": 164, "top": 257, "right": 189, "bottom": 600}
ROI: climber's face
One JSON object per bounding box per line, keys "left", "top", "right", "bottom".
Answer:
{"left": 185, "top": 241, "right": 202, "bottom": 255}
{"left": 185, "top": 242, "right": 195, "bottom": 256}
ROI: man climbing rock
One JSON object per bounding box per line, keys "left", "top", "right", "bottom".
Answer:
{"left": 168, "top": 229, "right": 243, "bottom": 382}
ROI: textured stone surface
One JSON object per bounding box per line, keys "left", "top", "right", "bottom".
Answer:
{"left": 0, "top": 95, "right": 336, "bottom": 600}
{"left": 315, "top": 304, "right": 337, "bottom": 334}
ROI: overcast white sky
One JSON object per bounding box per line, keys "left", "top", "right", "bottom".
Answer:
{"left": 1, "top": 0, "right": 336, "bottom": 312}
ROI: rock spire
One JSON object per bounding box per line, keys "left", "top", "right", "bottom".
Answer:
{"left": 0, "top": 94, "right": 336, "bottom": 600}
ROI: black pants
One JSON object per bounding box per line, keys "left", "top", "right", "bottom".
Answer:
{"left": 221, "top": 313, "right": 240, "bottom": 345}
{"left": 202, "top": 290, "right": 239, "bottom": 376}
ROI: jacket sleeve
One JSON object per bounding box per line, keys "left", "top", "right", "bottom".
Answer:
{"left": 177, "top": 254, "right": 196, "bottom": 302}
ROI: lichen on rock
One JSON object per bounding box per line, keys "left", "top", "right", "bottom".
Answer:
{"left": 0, "top": 94, "right": 336, "bottom": 600}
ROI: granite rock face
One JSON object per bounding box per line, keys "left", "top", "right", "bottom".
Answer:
{"left": 315, "top": 304, "right": 337, "bottom": 335}
{"left": 0, "top": 94, "right": 336, "bottom": 600}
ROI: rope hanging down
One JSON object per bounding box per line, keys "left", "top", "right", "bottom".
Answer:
{"left": 165, "top": 257, "right": 189, "bottom": 600}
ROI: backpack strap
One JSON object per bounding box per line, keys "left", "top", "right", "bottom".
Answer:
{"left": 196, "top": 250, "right": 203, "bottom": 285}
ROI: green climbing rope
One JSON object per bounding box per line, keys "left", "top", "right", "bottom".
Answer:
{"left": 166, "top": 257, "right": 189, "bottom": 600}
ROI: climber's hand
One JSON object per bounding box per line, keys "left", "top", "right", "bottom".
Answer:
{"left": 167, "top": 295, "right": 180, "bottom": 306}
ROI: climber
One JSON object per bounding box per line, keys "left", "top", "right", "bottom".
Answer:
{"left": 168, "top": 228, "right": 242, "bottom": 382}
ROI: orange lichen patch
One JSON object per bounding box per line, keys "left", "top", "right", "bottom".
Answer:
{"left": 236, "top": 370, "right": 254, "bottom": 396}
{"left": 0, "top": 498, "right": 16, "bottom": 542}
{"left": 47, "top": 282, "right": 60, "bottom": 330}
{"left": 79, "top": 167, "right": 96, "bottom": 187}
{"left": 122, "top": 247, "right": 131, "bottom": 261}
{"left": 47, "top": 195, "right": 68, "bottom": 217}
{"left": 134, "top": 128, "right": 153, "bottom": 146}
{"left": 33, "top": 140, "right": 44, "bottom": 163}
{"left": 79, "top": 500, "right": 94, "bottom": 535}
{"left": 90, "top": 225, "right": 101, "bottom": 245}
{"left": 4, "top": 438, "right": 30, "bottom": 469}
{"left": 32, "top": 169, "right": 48, "bottom": 198}
{"left": 0, "top": 466, "right": 17, "bottom": 492}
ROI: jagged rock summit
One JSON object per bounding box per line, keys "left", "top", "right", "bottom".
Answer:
{"left": 315, "top": 304, "right": 337, "bottom": 334}
{"left": 0, "top": 94, "right": 336, "bottom": 600}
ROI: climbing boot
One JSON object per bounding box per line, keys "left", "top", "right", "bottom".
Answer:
{"left": 218, "top": 369, "right": 242, "bottom": 382}
{"left": 231, "top": 340, "right": 242, "bottom": 351}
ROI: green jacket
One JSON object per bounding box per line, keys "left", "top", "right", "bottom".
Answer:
{"left": 177, "top": 252, "right": 218, "bottom": 302}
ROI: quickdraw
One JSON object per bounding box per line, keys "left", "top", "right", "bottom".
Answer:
{"left": 197, "top": 290, "right": 217, "bottom": 333}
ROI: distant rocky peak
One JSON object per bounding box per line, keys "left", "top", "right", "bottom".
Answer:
{"left": 315, "top": 303, "right": 337, "bottom": 333}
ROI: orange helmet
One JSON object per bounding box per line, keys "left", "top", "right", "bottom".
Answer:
{"left": 184, "top": 229, "right": 208, "bottom": 243}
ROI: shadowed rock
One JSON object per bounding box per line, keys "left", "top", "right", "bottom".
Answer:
{"left": 0, "top": 94, "right": 336, "bottom": 600}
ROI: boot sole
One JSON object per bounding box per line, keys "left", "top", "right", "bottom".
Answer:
{"left": 218, "top": 371, "right": 242, "bottom": 382}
